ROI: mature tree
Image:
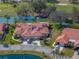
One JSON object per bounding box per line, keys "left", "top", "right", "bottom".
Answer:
{"left": 32, "top": 0, "right": 47, "bottom": 13}
{"left": 17, "top": 3, "right": 29, "bottom": 16}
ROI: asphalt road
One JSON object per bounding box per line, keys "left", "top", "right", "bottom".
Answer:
{"left": 0, "top": 45, "right": 53, "bottom": 58}
{"left": 0, "top": 45, "right": 72, "bottom": 59}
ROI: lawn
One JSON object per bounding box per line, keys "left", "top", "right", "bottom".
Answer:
{"left": 0, "top": 2, "right": 31, "bottom": 16}
{"left": 56, "top": 4, "right": 79, "bottom": 12}
{"left": 2, "top": 24, "right": 21, "bottom": 44}
{"left": 56, "top": 5, "right": 73, "bottom": 12}
{"left": 39, "top": 18, "right": 49, "bottom": 22}
{"left": 62, "top": 48, "right": 74, "bottom": 57}
{"left": 0, "top": 4, "right": 16, "bottom": 16}
{"left": 70, "top": 23, "right": 79, "bottom": 29}
{"left": 47, "top": 3, "right": 79, "bottom": 12}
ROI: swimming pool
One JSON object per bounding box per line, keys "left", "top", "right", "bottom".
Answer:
{"left": 0, "top": 17, "right": 15, "bottom": 23}
{"left": 0, "top": 54, "right": 43, "bottom": 59}
{"left": 0, "top": 16, "right": 35, "bottom": 23}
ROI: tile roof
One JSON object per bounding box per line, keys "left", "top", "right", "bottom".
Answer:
{"left": 56, "top": 28, "right": 79, "bottom": 47}
{"left": 14, "top": 22, "right": 49, "bottom": 37}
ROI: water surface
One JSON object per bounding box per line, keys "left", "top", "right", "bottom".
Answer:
{"left": 0, "top": 54, "right": 43, "bottom": 59}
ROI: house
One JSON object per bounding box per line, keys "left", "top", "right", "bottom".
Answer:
{"left": 56, "top": 28, "right": 79, "bottom": 48}
{"left": 13, "top": 22, "right": 49, "bottom": 41}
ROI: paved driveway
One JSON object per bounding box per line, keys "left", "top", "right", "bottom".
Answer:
{"left": 71, "top": 51, "right": 79, "bottom": 59}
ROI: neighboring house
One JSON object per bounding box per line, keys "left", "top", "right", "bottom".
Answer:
{"left": 56, "top": 28, "right": 79, "bottom": 48}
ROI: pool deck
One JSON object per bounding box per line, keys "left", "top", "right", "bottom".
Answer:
{"left": 0, "top": 45, "right": 53, "bottom": 58}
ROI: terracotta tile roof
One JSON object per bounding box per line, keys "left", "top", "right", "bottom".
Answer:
{"left": 56, "top": 34, "right": 69, "bottom": 44}
{"left": 56, "top": 28, "right": 79, "bottom": 47}
{"left": 14, "top": 22, "right": 49, "bottom": 37}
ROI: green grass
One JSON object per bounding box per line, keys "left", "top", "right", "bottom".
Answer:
{"left": 70, "top": 23, "right": 79, "bottom": 29}
{"left": 62, "top": 48, "right": 74, "bottom": 57}
{"left": 3, "top": 30, "right": 13, "bottom": 44}
{"left": 39, "top": 18, "right": 49, "bottom": 22}
{"left": 0, "top": 3, "right": 16, "bottom": 16}
{"left": 56, "top": 4, "right": 79, "bottom": 12}
{"left": 47, "top": 3, "right": 79, "bottom": 12}
{"left": 56, "top": 5, "right": 73, "bottom": 12}
{"left": 2, "top": 24, "right": 21, "bottom": 44}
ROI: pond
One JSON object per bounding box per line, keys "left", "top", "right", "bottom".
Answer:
{"left": 0, "top": 54, "right": 43, "bottom": 59}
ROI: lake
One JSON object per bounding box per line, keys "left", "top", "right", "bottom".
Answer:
{"left": 0, "top": 54, "right": 43, "bottom": 59}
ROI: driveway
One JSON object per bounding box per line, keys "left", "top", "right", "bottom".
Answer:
{"left": 71, "top": 51, "right": 79, "bottom": 59}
